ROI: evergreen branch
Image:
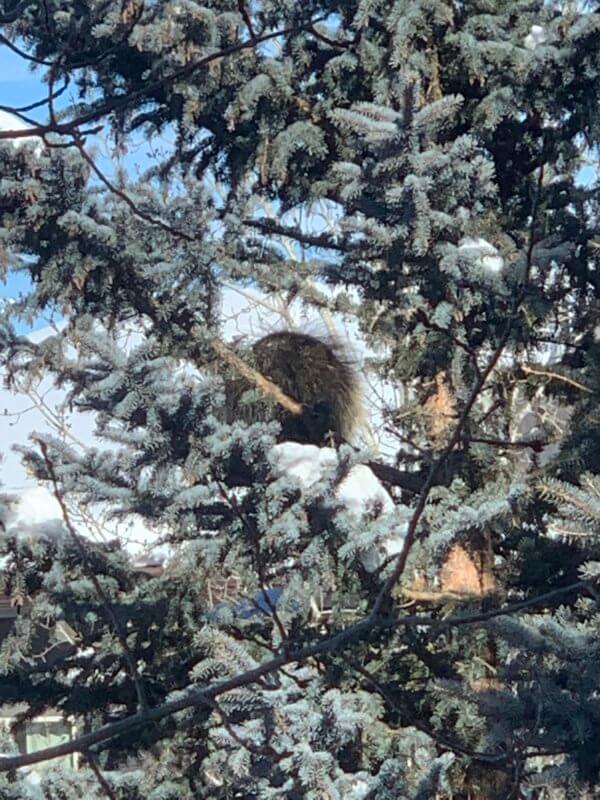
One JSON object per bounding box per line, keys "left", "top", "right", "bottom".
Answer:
{"left": 1, "top": 9, "right": 596, "bottom": 794}
{"left": 368, "top": 141, "right": 549, "bottom": 618}
{"left": 243, "top": 218, "right": 349, "bottom": 251}
{"left": 209, "top": 696, "right": 287, "bottom": 758}
{"left": 0, "top": 20, "right": 325, "bottom": 142}
{"left": 36, "top": 439, "right": 150, "bottom": 714}
{"left": 340, "top": 655, "right": 509, "bottom": 765}
{"left": 0, "top": 578, "right": 589, "bottom": 773}
{"left": 77, "top": 255, "right": 303, "bottom": 425}
{"left": 538, "top": 474, "right": 600, "bottom": 523}
{"left": 211, "top": 468, "right": 290, "bottom": 646}
{"left": 414, "top": 308, "right": 481, "bottom": 377}
{"left": 0, "top": 617, "right": 374, "bottom": 771}
{"left": 71, "top": 133, "right": 198, "bottom": 243}
{"left": 370, "top": 331, "right": 512, "bottom": 618}
{"left": 0, "top": 0, "right": 35, "bottom": 23}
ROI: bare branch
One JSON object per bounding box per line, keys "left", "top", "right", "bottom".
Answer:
{"left": 209, "top": 336, "right": 302, "bottom": 415}
{"left": 83, "top": 751, "right": 118, "bottom": 800}
{"left": 0, "top": 77, "right": 69, "bottom": 114}
{"left": 521, "top": 364, "right": 592, "bottom": 394}
{"left": 237, "top": 0, "right": 256, "bottom": 42}
{"left": 366, "top": 461, "right": 425, "bottom": 494}
{"left": 0, "top": 31, "right": 52, "bottom": 65}
{"left": 308, "top": 23, "right": 352, "bottom": 50}
{"left": 394, "top": 580, "right": 589, "bottom": 629}
{"left": 243, "top": 218, "right": 349, "bottom": 252}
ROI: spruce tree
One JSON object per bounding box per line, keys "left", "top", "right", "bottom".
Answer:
{"left": 0, "top": 1, "right": 599, "bottom": 797}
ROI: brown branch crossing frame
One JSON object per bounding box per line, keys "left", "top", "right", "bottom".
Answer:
{"left": 0, "top": 579, "right": 588, "bottom": 771}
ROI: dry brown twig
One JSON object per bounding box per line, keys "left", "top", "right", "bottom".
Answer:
{"left": 521, "top": 364, "right": 592, "bottom": 394}
{"left": 209, "top": 335, "right": 302, "bottom": 415}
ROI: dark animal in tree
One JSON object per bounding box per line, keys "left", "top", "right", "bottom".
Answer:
{"left": 225, "top": 331, "right": 363, "bottom": 446}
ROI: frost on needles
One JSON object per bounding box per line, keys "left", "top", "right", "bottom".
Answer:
{"left": 0, "top": 1, "right": 599, "bottom": 799}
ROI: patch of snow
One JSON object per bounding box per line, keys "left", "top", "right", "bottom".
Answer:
{"left": 132, "top": 545, "right": 171, "bottom": 569}
{"left": 458, "top": 236, "right": 505, "bottom": 275}
{"left": 359, "top": 532, "right": 404, "bottom": 574}
{"left": 524, "top": 24, "right": 546, "bottom": 50}
{"left": 7, "top": 486, "right": 63, "bottom": 530}
{"left": 269, "top": 442, "right": 336, "bottom": 487}
{"left": 270, "top": 443, "right": 393, "bottom": 513}
{"left": 270, "top": 442, "right": 403, "bottom": 573}
{"left": 336, "top": 463, "right": 394, "bottom": 515}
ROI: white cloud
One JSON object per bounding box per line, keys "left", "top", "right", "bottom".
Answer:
{"left": 0, "top": 109, "right": 43, "bottom": 157}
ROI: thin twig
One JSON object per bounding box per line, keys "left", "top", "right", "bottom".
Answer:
{"left": 210, "top": 696, "right": 286, "bottom": 758}
{"left": 521, "top": 364, "right": 592, "bottom": 394}
{"left": 237, "top": 0, "right": 256, "bottom": 42}
{"left": 0, "top": 32, "right": 53, "bottom": 65}
{"left": 83, "top": 751, "right": 118, "bottom": 800}
{"left": 0, "top": 78, "right": 69, "bottom": 114}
